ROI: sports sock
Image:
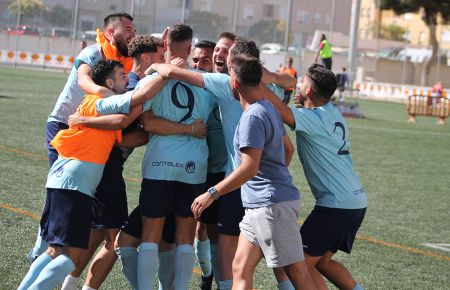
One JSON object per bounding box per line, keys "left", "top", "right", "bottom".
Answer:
{"left": 81, "top": 286, "right": 97, "bottom": 290}
{"left": 158, "top": 248, "right": 175, "bottom": 290}
{"left": 61, "top": 274, "right": 80, "bottom": 290}
{"left": 174, "top": 244, "right": 195, "bottom": 290}
{"left": 28, "top": 254, "right": 75, "bottom": 290}
{"left": 219, "top": 279, "right": 233, "bottom": 290}
{"left": 278, "top": 279, "right": 295, "bottom": 290}
{"left": 18, "top": 253, "right": 52, "bottom": 290}
{"left": 32, "top": 226, "right": 48, "bottom": 256}
{"left": 210, "top": 243, "right": 220, "bottom": 285}
{"left": 353, "top": 283, "right": 364, "bottom": 290}
{"left": 194, "top": 238, "right": 212, "bottom": 277}
{"left": 138, "top": 242, "right": 158, "bottom": 290}
{"left": 116, "top": 247, "right": 138, "bottom": 289}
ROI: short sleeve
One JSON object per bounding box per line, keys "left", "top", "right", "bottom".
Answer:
{"left": 203, "top": 73, "right": 233, "bottom": 102}
{"left": 266, "top": 83, "right": 285, "bottom": 101}
{"left": 238, "top": 115, "right": 265, "bottom": 151}
{"left": 290, "top": 107, "right": 316, "bottom": 135}
{"left": 75, "top": 45, "right": 101, "bottom": 69}
{"left": 96, "top": 91, "right": 133, "bottom": 115}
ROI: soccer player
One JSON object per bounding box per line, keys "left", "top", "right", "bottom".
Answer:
{"left": 261, "top": 63, "right": 367, "bottom": 290}
{"left": 28, "top": 12, "right": 136, "bottom": 264}
{"left": 191, "top": 39, "right": 226, "bottom": 290}
{"left": 17, "top": 59, "right": 166, "bottom": 290}
{"left": 191, "top": 53, "right": 316, "bottom": 290}
{"left": 150, "top": 36, "right": 297, "bottom": 290}
{"left": 279, "top": 57, "right": 298, "bottom": 104}
{"left": 60, "top": 35, "right": 166, "bottom": 290}
{"left": 134, "top": 24, "right": 216, "bottom": 290}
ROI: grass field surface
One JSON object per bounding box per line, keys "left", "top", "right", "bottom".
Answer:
{"left": 0, "top": 67, "right": 449, "bottom": 289}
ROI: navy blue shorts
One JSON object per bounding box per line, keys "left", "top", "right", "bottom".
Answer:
{"left": 92, "top": 156, "right": 128, "bottom": 229}
{"left": 40, "top": 188, "right": 93, "bottom": 249}
{"left": 45, "top": 121, "right": 68, "bottom": 167}
{"left": 300, "top": 205, "right": 366, "bottom": 256}
{"left": 218, "top": 187, "right": 244, "bottom": 236}
{"left": 200, "top": 172, "right": 224, "bottom": 225}
{"left": 139, "top": 179, "right": 204, "bottom": 218}
{"left": 121, "top": 206, "right": 175, "bottom": 244}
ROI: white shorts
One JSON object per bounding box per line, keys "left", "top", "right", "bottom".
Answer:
{"left": 239, "top": 200, "right": 305, "bottom": 268}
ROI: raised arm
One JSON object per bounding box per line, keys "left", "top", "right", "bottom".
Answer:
{"left": 78, "top": 63, "right": 114, "bottom": 97}
{"left": 260, "top": 84, "right": 296, "bottom": 128}
{"left": 69, "top": 105, "right": 143, "bottom": 130}
{"left": 149, "top": 63, "right": 205, "bottom": 88}
{"left": 261, "top": 67, "right": 296, "bottom": 90}
{"left": 140, "top": 110, "right": 207, "bottom": 139}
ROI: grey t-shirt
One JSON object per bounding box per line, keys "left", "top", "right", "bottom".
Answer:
{"left": 234, "top": 99, "right": 299, "bottom": 208}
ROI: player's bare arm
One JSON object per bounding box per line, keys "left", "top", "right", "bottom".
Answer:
{"left": 140, "top": 110, "right": 207, "bottom": 139}
{"left": 192, "top": 147, "right": 262, "bottom": 219}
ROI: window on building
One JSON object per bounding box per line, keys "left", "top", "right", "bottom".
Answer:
{"left": 297, "top": 11, "right": 308, "bottom": 24}
{"left": 243, "top": 4, "right": 255, "bottom": 20}
{"left": 80, "top": 21, "right": 94, "bottom": 31}
{"left": 418, "top": 31, "right": 425, "bottom": 45}
{"left": 263, "top": 4, "right": 274, "bottom": 18}
{"left": 314, "top": 13, "right": 321, "bottom": 24}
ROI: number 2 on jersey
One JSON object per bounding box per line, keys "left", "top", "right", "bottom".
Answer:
{"left": 171, "top": 81, "right": 195, "bottom": 123}
{"left": 333, "top": 122, "right": 350, "bottom": 155}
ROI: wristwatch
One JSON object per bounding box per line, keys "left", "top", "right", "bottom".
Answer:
{"left": 207, "top": 187, "right": 220, "bottom": 201}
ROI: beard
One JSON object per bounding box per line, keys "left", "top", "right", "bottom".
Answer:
{"left": 232, "top": 87, "right": 239, "bottom": 101}
{"left": 115, "top": 38, "right": 129, "bottom": 57}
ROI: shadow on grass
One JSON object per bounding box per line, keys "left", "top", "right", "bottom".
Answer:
{"left": 0, "top": 95, "right": 14, "bottom": 99}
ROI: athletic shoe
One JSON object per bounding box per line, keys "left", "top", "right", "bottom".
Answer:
{"left": 201, "top": 274, "right": 213, "bottom": 290}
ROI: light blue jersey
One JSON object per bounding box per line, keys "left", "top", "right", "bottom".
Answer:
{"left": 45, "top": 93, "right": 132, "bottom": 197}
{"left": 46, "top": 157, "right": 104, "bottom": 197}
{"left": 206, "top": 104, "right": 227, "bottom": 173}
{"left": 203, "top": 73, "right": 285, "bottom": 175}
{"left": 235, "top": 100, "right": 299, "bottom": 208}
{"left": 291, "top": 102, "right": 367, "bottom": 209}
{"left": 140, "top": 74, "right": 216, "bottom": 184}
{"left": 47, "top": 44, "right": 103, "bottom": 124}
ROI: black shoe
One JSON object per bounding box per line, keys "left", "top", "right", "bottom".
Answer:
{"left": 200, "top": 274, "right": 213, "bottom": 290}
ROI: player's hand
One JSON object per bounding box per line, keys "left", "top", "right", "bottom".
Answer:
{"left": 191, "top": 192, "right": 214, "bottom": 219}
{"left": 191, "top": 119, "right": 206, "bottom": 139}
{"left": 171, "top": 57, "right": 188, "bottom": 68}
{"left": 161, "top": 26, "right": 170, "bottom": 43}
{"left": 293, "top": 93, "right": 304, "bottom": 108}
{"left": 68, "top": 111, "right": 82, "bottom": 128}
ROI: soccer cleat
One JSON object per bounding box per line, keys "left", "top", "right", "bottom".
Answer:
{"left": 200, "top": 274, "right": 213, "bottom": 290}
{"left": 27, "top": 249, "right": 38, "bottom": 265}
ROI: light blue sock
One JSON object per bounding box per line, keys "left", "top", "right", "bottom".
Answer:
{"left": 353, "top": 283, "right": 364, "bottom": 290}
{"left": 138, "top": 242, "right": 158, "bottom": 290}
{"left": 32, "top": 226, "right": 48, "bottom": 256}
{"left": 195, "top": 239, "right": 212, "bottom": 277}
{"left": 219, "top": 279, "right": 233, "bottom": 290}
{"left": 18, "top": 253, "right": 52, "bottom": 290}
{"left": 158, "top": 248, "right": 175, "bottom": 290}
{"left": 210, "top": 243, "right": 220, "bottom": 285}
{"left": 174, "top": 244, "right": 195, "bottom": 290}
{"left": 116, "top": 247, "right": 138, "bottom": 290}
{"left": 28, "top": 254, "right": 75, "bottom": 290}
{"left": 278, "top": 279, "right": 295, "bottom": 290}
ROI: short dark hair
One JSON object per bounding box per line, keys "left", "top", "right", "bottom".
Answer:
{"left": 194, "top": 40, "right": 216, "bottom": 50}
{"left": 91, "top": 59, "right": 123, "bottom": 86}
{"left": 128, "top": 35, "right": 163, "bottom": 58}
{"left": 104, "top": 12, "right": 133, "bottom": 28}
{"left": 217, "top": 32, "right": 236, "bottom": 42}
{"left": 231, "top": 54, "right": 262, "bottom": 87}
{"left": 169, "top": 23, "right": 193, "bottom": 42}
{"left": 231, "top": 37, "right": 259, "bottom": 59}
{"left": 305, "top": 63, "right": 337, "bottom": 99}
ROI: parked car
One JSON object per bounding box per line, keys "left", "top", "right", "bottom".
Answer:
{"left": 2, "top": 25, "right": 39, "bottom": 36}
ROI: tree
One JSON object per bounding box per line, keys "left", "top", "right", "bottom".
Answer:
{"left": 8, "top": 0, "right": 47, "bottom": 25}
{"left": 380, "top": 24, "right": 407, "bottom": 41}
{"left": 47, "top": 4, "right": 72, "bottom": 27}
{"left": 380, "top": 0, "right": 450, "bottom": 85}
{"left": 185, "top": 11, "right": 228, "bottom": 41}
{"left": 248, "top": 20, "right": 286, "bottom": 45}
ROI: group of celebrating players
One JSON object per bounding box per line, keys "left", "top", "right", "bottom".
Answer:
{"left": 18, "top": 11, "right": 367, "bottom": 290}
